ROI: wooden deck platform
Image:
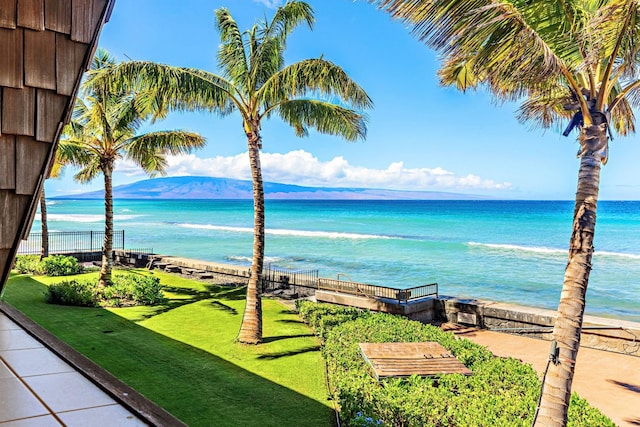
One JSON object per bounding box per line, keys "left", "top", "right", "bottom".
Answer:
{"left": 359, "top": 342, "right": 472, "bottom": 380}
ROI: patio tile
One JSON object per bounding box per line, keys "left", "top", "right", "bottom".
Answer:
{"left": 0, "top": 348, "right": 74, "bottom": 377}
{"left": 23, "top": 372, "right": 116, "bottom": 413}
{"left": 0, "top": 315, "right": 20, "bottom": 331}
{"left": 0, "top": 360, "right": 15, "bottom": 379}
{"left": 58, "top": 404, "right": 148, "bottom": 427}
{"left": 0, "top": 330, "right": 43, "bottom": 352}
{"left": 0, "top": 378, "right": 49, "bottom": 422}
{"left": 0, "top": 415, "right": 62, "bottom": 426}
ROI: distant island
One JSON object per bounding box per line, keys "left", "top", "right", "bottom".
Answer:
{"left": 54, "top": 176, "right": 492, "bottom": 200}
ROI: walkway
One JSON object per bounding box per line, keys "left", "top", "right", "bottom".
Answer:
{"left": 453, "top": 327, "right": 640, "bottom": 427}
{"left": 0, "top": 312, "right": 147, "bottom": 426}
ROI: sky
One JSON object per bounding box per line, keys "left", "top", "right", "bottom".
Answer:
{"left": 47, "top": 0, "right": 640, "bottom": 200}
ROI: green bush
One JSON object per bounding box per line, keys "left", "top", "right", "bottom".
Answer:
{"left": 45, "top": 279, "right": 97, "bottom": 307}
{"left": 39, "top": 255, "right": 82, "bottom": 276}
{"left": 46, "top": 272, "right": 167, "bottom": 308}
{"left": 101, "top": 274, "right": 167, "bottom": 307}
{"left": 13, "top": 255, "right": 42, "bottom": 274}
{"left": 298, "top": 302, "right": 614, "bottom": 427}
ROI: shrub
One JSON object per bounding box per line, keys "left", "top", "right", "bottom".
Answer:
{"left": 45, "top": 279, "right": 97, "bottom": 307}
{"left": 101, "top": 274, "right": 167, "bottom": 307}
{"left": 39, "top": 255, "right": 82, "bottom": 276}
{"left": 46, "top": 272, "right": 167, "bottom": 308}
{"left": 13, "top": 255, "right": 42, "bottom": 275}
{"left": 298, "top": 302, "right": 615, "bottom": 427}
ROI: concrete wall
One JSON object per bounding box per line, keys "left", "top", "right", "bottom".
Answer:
{"left": 436, "top": 296, "right": 640, "bottom": 357}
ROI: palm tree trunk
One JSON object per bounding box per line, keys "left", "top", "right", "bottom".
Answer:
{"left": 534, "top": 123, "right": 607, "bottom": 426}
{"left": 99, "top": 163, "right": 114, "bottom": 288}
{"left": 40, "top": 186, "right": 49, "bottom": 260}
{"left": 238, "top": 131, "right": 264, "bottom": 344}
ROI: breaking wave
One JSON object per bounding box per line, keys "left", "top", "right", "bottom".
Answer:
{"left": 177, "top": 223, "right": 392, "bottom": 240}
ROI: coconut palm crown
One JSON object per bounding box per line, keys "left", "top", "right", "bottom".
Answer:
{"left": 101, "top": 1, "right": 372, "bottom": 344}
{"left": 370, "top": 0, "right": 639, "bottom": 425}
{"left": 59, "top": 49, "right": 206, "bottom": 288}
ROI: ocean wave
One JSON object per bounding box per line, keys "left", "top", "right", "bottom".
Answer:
{"left": 595, "top": 250, "right": 640, "bottom": 260}
{"left": 467, "top": 242, "right": 565, "bottom": 256}
{"left": 178, "top": 223, "right": 392, "bottom": 240}
{"left": 226, "top": 255, "right": 284, "bottom": 264}
{"left": 468, "top": 242, "right": 640, "bottom": 260}
{"left": 48, "top": 214, "right": 143, "bottom": 223}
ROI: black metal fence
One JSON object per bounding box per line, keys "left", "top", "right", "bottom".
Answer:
{"left": 261, "top": 264, "right": 319, "bottom": 293}
{"left": 260, "top": 264, "right": 437, "bottom": 303}
{"left": 18, "top": 230, "right": 125, "bottom": 258}
{"left": 318, "top": 278, "right": 438, "bottom": 303}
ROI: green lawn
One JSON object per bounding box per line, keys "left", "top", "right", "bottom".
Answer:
{"left": 2, "top": 271, "right": 334, "bottom": 427}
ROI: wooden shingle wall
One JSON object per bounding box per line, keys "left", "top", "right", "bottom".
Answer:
{"left": 0, "top": 0, "right": 115, "bottom": 291}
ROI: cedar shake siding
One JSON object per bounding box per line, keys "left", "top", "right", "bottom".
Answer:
{"left": 0, "top": 0, "right": 116, "bottom": 291}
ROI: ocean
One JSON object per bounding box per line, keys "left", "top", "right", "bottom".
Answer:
{"left": 38, "top": 199, "right": 640, "bottom": 322}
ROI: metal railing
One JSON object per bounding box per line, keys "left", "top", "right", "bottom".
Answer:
{"left": 318, "top": 278, "right": 438, "bottom": 303}
{"left": 261, "top": 264, "right": 319, "bottom": 292}
{"left": 18, "top": 230, "right": 125, "bottom": 256}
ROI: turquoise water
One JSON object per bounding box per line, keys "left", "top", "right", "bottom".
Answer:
{"left": 39, "top": 199, "right": 640, "bottom": 321}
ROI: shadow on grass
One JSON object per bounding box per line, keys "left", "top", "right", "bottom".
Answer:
{"left": 277, "top": 318, "right": 306, "bottom": 324}
{"left": 261, "top": 333, "right": 315, "bottom": 344}
{"left": 2, "top": 275, "right": 334, "bottom": 427}
{"left": 257, "top": 345, "right": 322, "bottom": 360}
{"left": 210, "top": 300, "right": 238, "bottom": 314}
{"left": 141, "top": 285, "right": 246, "bottom": 319}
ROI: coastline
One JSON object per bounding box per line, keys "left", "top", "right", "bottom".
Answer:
{"left": 138, "top": 252, "right": 640, "bottom": 358}
{"left": 37, "top": 199, "right": 640, "bottom": 323}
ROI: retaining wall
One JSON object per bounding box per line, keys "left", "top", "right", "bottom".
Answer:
{"left": 115, "top": 253, "right": 640, "bottom": 357}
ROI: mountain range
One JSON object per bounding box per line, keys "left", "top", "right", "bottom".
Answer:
{"left": 55, "top": 176, "right": 491, "bottom": 200}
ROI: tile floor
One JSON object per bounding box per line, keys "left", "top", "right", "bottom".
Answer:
{"left": 0, "top": 313, "right": 147, "bottom": 426}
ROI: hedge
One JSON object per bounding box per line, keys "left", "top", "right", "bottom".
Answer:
{"left": 297, "top": 301, "right": 614, "bottom": 427}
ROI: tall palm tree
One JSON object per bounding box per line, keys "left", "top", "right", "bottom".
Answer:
{"left": 39, "top": 153, "right": 65, "bottom": 259}
{"left": 59, "top": 49, "right": 206, "bottom": 288}
{"left": 370, "top": 0, "right": 639, "bottom": 425}
{"left": 103, "top": 1, "right": 372, "bottom": 343}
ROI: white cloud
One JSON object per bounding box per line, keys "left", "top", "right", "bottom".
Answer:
{"left": 140, "top": 150, "right": 514, "bottom": 192}
{"left": 252, "top": 0, "right": 283, "bottom": 8}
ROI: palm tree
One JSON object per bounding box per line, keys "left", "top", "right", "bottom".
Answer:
{"left": 39, "top": 153, "right": 65, "bottom": 259}
{"left": 59, "top": 49, "right": 206, "bottom": 288}
{"left": 102, "top": 1, "right": 372, "bottom": 343}
{"left": 370, "top": 0, "right": 639, "bottom": 425}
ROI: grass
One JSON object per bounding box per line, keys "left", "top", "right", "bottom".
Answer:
{"left": 2, "top": 270, "right": 334, "bottom": 427}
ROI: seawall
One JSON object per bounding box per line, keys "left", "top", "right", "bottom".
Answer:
{"left": 116, "top": 251, "right": 640, "bottom": 357}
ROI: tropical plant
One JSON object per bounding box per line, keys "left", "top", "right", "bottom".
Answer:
{"left": 39, "top": 153, "right": 65, "bottom": 259}
{"left": 59, "top": 49, "right": 206, "bottom": 288}
{"left": 101, "top": 1, "right": 372, "bottom": 343}
{"left": 369, "top": 0, "right": 640, "bottom": 425}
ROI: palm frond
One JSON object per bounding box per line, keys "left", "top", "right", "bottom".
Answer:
{"left": 262, "top": 0, "right": 314, "bottom": 43}
{"left": 124, "top": 131, "right": 205, "bottom": 174}
{"left": 249, "top": 1, "right": 315, "bottom": 90}
{"left": 102, "top": 61, "right": 237, "bottom": 115}
{"left": 215, "top": 7, "right": 251, "bottom": 89}
{"left": 73, "top": 159, "right": 103, "bottom": 184}
{"left": 516, "top": 88, "right": 574, "bottom": 131}
{"left": 259, "top": 58, "right": 373, "bottom": 110}
{"left": 278, "top": 100, "right": 367, "bottom": 141}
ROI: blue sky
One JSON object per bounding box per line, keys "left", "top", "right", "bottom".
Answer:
{"left": 48, "top": 0, "right": 640, "bottom": 200}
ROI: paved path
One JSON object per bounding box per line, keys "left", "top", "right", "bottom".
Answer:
{"left": 0, "top": 312, "right": 147, "bottom": 426}
{"left": 454, "top": 328, "right": 640, "bottom": 427}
